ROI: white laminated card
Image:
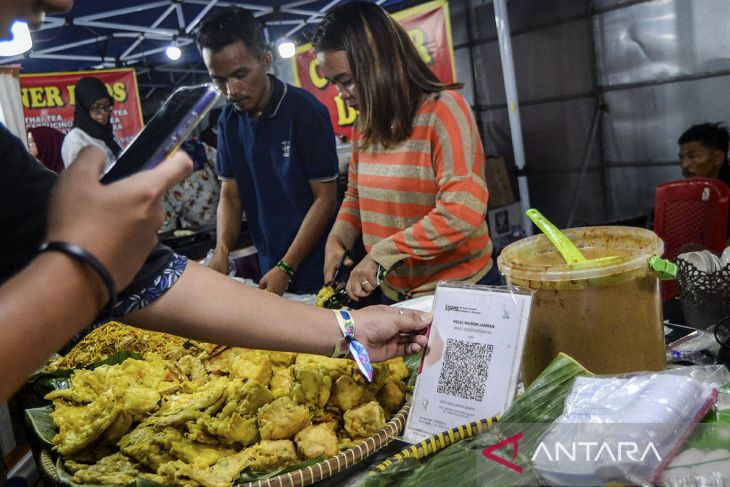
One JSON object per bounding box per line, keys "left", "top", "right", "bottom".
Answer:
{"left": 402, "top": 282, "right": 533, "bottom": 443}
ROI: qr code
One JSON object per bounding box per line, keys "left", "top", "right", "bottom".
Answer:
{"left": 436, "top": 339, "right": 493, "bottom": 401}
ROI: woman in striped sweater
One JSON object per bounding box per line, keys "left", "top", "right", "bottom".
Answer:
{"left": 313, "top": 2, "right": 499, "bottom": 304}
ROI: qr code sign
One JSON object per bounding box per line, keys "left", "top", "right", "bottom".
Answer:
{"left": 436, "top": 339, "right": 493, "bottom": 401}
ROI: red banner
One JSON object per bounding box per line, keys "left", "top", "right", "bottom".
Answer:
{"left": 19, "top": 68, "right": 143, "bottom": 147}
{"left": 292, "top": 0, "right": 456, "bottom": 140}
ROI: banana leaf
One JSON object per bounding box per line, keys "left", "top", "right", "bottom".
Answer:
{"left": 25, "top": 405, "right": 57, "bottom": 447}
{"left": 403, "top": 351, "right": 423, "bottom": 388}
{"left": 237, "top": 455, "right": 325, "bottom": 482}
{"left": 132, "top": 480, "right": 168, "bottom": 487}
{"left": 360, "top": 352, "right": 591, "bottom": 487}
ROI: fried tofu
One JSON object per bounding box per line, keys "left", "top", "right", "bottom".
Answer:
{"left": 47, "top": 338, "right": 410, "bottom": 485}
{"left": 295, "top": 424, "right": 338, "bottom": 459}
{"left": 257, "top": 397, "right": 311, "bottom": 440}
{"left": 386, "top": 357, "right": 410, "bottom": 381}
{"left": 377, "top": 377, "right": 407, "bottom": 414}
{"left": 248, "top": 440, "right": 298, "bottom": 471}
{"left": 343, "top": 401, "right": 386, "bottom": 439}
{"left": 328, "top": 375, "right": 368, "bottom": 412}
{"left": 269, "top": 366, "right": 294, "bottom": 398}
{"left": 290, "top": 365, "right": 332, "bottom": 409}
{"left": 65, "top": 453, "right": 138, "bottom": 486}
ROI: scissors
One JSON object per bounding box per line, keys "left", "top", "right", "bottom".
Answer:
{"left": 315, "top": 251, "right": 353, "bottom": 308}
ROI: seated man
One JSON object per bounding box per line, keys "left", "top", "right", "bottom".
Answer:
{"left": 678, "top": 122, "right": 730, "bottom": 185}
{"left": 678, "top": 122, "right": 730, "bottom": 242}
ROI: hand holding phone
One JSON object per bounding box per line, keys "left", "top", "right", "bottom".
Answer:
{"left": 101, "top": 84, "right": 220, "bottom": 184}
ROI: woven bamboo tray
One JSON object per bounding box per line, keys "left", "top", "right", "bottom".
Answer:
{"left": 38, "top": 402, "right": 410, "bottom": 487}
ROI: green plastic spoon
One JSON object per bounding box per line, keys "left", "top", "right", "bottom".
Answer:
{"left": 525, "top": 208, "right": 677, "bottom": 279}
{"left": 526, "top": 209, "right": 623, "bottom": 267}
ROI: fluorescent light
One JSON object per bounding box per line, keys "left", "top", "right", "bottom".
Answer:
{"left": 0, "top": 21, "right": 32, "bottom": 57}
{"left": 166, "top": 44, "right": 181, "bottom": 61}
{"left": 276, "top": 37, "right": 295, "bottom": 59}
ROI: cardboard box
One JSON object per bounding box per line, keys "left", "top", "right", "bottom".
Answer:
{"left": 486, "top": 156, "right": 516, "bottom": 208}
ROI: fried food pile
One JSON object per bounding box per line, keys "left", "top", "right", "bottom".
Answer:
{"left": 47, "top": 346, "right": 410, "bottom": 486}
{"left": 47, "top": 322, "right": 205, "bottom": 370}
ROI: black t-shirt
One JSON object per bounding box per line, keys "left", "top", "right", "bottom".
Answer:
{"left": 0, "top": 123, "right": 175, "bottom": 298}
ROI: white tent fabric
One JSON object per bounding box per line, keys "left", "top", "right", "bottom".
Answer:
{"left": 0, "top": 66, "right": 27, "bottom": 144}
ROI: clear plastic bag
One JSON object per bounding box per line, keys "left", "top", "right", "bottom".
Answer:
{"left": 665, "top": 318, "right": 730, "bottom": 369}
{"left": 666, "top": 325, "right": 721, "bottom": 366}
{"left": 532, "top": 366, "right": 728, "bottom": 486}
{"left": 662, "top": 383, "right": 730, "bottom": 487}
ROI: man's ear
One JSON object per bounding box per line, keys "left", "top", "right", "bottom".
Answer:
{"left": 261, "top": 51, "right": 273, "bottom": 71}
{"left": 712, "top": 149, "right": 726, "bottom": 167}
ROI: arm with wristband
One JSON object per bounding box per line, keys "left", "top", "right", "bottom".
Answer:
{"left": 0, "top": 142, "right": 429, "bottom": 400}
{"left": 124, "top": 262, "right": 430, "bottom": 374}
{"left": 0, "top": 146, "right": 192, "bottom": 401}
{"left": 1, "top": 145, "right": 429, "bottom": 400}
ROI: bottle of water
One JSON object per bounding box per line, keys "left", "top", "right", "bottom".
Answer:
{"left": 665, "top": 349, "right": 714, "bottom": 365}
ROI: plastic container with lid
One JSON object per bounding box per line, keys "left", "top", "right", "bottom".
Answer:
{"left": 497, "top": 226, "right": 666, "bottom": 386}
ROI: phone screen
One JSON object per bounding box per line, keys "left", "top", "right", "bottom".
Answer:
{"left": 101, "top": 84, "right": 220, "bottom": 184}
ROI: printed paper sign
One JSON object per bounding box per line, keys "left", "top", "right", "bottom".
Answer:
{"left": 20, "top": 68, "right": 143, "bottom": 147}
{"left": 402, "top": 283, "right": 533, "bottom": 443}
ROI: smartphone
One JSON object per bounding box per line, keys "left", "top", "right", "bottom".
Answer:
{"left": 101, "top": 83, "right": 221, "bottom": 184}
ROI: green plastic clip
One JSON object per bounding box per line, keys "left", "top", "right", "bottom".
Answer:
{"left": 649, "top": 256, "right": 678, "bottom": 280}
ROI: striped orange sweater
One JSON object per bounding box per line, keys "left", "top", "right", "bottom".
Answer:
{"left": 330, "top": 90, "right": 492, "bottom": 300}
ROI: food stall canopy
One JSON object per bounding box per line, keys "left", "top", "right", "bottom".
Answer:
{"left": 0, "top": 0, "right": 411, "bottom": 95}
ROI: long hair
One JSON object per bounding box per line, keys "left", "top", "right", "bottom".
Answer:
{"left": 312, "top": 2, "right": 462, "bottom": 149}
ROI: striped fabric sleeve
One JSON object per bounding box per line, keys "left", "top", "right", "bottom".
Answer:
{"left": 369, "top": 93, "right": 489, "bottom": 270}
{"left": 330, "top": 137, "right": 363, "bottom": 248}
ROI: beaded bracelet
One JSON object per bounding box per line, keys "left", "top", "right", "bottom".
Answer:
{"left": 39, "top": 241, "right": 117, "bottom": 320}
{"left": 276, "top": 259, "right": 295, "bottom": 280}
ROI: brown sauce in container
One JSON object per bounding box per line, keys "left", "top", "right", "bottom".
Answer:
{"left": 498, "top": 227, "right": 666, "bottom": 385}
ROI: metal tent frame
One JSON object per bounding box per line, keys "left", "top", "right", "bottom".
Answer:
{"left": 0, "top": 0, "right": 392, "bottom": 96}
{"left": 2, "top": 0, "right": 533, "bottom": 215}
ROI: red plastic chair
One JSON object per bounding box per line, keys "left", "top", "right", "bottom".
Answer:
{"left": 654, "top": 178, "right": 730, "bottom": 301}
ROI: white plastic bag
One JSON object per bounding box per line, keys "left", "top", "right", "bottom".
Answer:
{"left": 532, "top": 367, "right": 726, "bottom": 486}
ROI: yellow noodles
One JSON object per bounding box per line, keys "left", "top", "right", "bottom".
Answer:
{"left": 49, "top": 322, "right": 193, "bottom": 370}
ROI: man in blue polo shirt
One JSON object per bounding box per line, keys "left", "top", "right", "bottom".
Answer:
{"left": 197, "top": 7, "right": 339, "bottom": 295}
